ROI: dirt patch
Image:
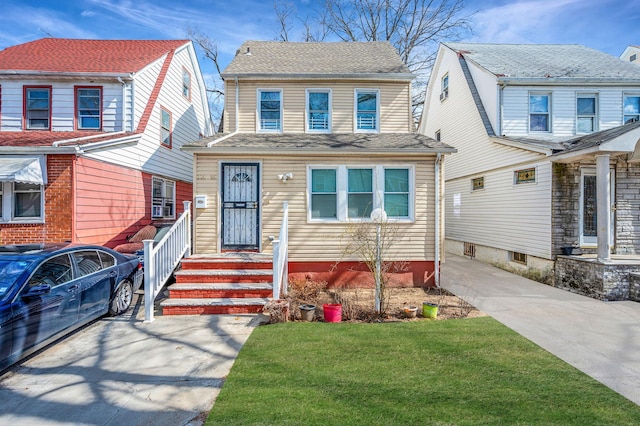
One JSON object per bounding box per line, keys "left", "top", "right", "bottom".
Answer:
{"left": 280, "top": 286, "right": 486, "bottom": 323}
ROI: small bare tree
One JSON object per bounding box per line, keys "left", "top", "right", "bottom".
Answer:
{"left": 340, "top": 209, "right": 406, "bottom": 315}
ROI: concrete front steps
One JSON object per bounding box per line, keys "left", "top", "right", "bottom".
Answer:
{"left": 160, "top": 254, "right": 274, "bottom": 315}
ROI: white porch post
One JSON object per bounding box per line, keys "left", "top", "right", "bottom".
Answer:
{"left": 596, "top": 154, "right": 611, "bottom": 261}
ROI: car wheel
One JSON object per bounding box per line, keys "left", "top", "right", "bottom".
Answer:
{"left": 110, "top": 280, "right": 133, "bottom": 315}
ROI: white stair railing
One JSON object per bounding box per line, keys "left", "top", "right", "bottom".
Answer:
{"left": 272, "top": 201, "right": 289, "bottom": 300}
{"left": 143, "top": 200, "right": 192, "bottom": 323}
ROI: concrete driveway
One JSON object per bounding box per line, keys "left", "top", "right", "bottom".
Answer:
{"left": 0, "top": 296, "right": 262, "bottom": 425}
{"left": 442, "top": 253, "right": 640, "bottom": 406}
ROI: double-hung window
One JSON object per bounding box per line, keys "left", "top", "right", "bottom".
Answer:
{"left": 440, "top": 74, "right": 449, "bottom": 101}
{"left": 624, "top": 94, "right": 640, "bottom": 123}
{"left": 0, "top": 182, "right": 44, "bottom": 222}
{"left": 576, "top": 94, "right": 597, "bottom": 133}
{"left": 25, "top": 86, "right": 51, "bottom": 130}
{"left": 76, "top": 87, "right": 102, "bottom": 130}
{"left": 160, "top": 107, "right": 172, "bottom": 147}
{"left": 529, "top": 93, "right": 551, "bottom": 132}
{"left": 309, "top": 165, "right": 413, "bottom": 222}
{"left": 355, "top": 89, "right": 379, "bottom": 132}
{"left": 307, "top": 89, "right": 330, "bottom": 132}
{"left": 310, "top": 169, "right": 337, "bottom": 219}
{"left": 258, "top": 89, "right": 282, "bottom": 132}
{"left": 152, "top": 177, "right": 175, "bottom": 219}
{"left": 182, "top": 67, "right": 191, "bottom": 101}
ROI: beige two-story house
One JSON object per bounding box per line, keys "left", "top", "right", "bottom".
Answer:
{"left": 182, "top": 41, "right": 455, "bottom": 288}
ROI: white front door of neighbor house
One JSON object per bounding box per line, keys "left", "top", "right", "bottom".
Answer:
{"left": 221, "top": 163, "right": 260, "bottom": 250}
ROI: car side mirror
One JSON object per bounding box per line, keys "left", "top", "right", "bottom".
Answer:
{"left": 23, "top": 284, "right": 52, "bottom": 298}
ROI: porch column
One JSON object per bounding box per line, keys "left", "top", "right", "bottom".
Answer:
{"left": 596, "top": 154, "right": 611, "bottom": 261}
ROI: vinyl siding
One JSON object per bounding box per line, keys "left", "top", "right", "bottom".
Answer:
{"left": 420, "top": 47, "right": 544, "bottom": 181}
{"left": 502, "top": 86, "right": 638, "bottom": 139}
{"left": 445, "top": 160, "right": 553, "bottom": 259}
{"left": 224, "top": 80, "right": 412, "bottom": 134}
{"left": 85, "top": 45, "right": 210, "bottom": 183}
{"left": 193, "top": 153, "right": 436, "bottom": 261}
{"left": 0, "top": 80, "right": 123, "bottom": 131}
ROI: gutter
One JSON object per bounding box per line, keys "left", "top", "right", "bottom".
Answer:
{"left": 498, "top": 77, "right": 640, "bottom": 87}
{"left": 222, "top": 72, "right": 415, "bottom": 81}
{"left": 0, "top": 70, "right": 134, "bottom": 80}
{"left": 183, "top": 146, "right": 457, "bottom": 156}
{"left": 207, "top": 77, "right": 240, "bottom": 147}
{"left": 52, "top": 131, "right": 141, "bottom": 152}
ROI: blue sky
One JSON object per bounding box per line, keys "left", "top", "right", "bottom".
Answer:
{"left": 1, "top": 0, "right": 639, "bottom": 83}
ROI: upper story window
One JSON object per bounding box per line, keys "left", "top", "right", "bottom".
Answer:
{"left": 435, "top": 130, "right": 441, "bottom": 141}
{"left": 160, "top": 107, "right": 172, "bottom": 148}
{"left": 309, "top": 165, "right": 414, "bottom": 222}
{"left": 258, "top": 89, "right": 282, "bottom": 132}
{"left": 76, "top": 87, "right": 102, "bottom": 130}
{"left": 355, "top": 89, "right": 379, "bottom": 132}
{"left": 182, "top": 67, "right": 191, "bottom": 101}
{"left": 306, "top": 89, "right": 331, "bottom": 132}
{"left": 624, "top": 95, "right": 640, "bottom": 124}
{"left": 529, "top": 93, "right": 551, "bottom": 132}
{"left": 152, "top": 176, "right": 175, "bottom": 219}
{"left": 440, "top": 74, "right": 449, "bottom": 101}
{"left": 24, "top": 86, "right": 51, "bottom": 130}
{"left": 576, "top": 94, "right": 597, "bottom": 133}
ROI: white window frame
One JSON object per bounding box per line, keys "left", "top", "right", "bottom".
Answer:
{"left": 623, "top": 93, "right": 640, "bottom": 124}
{"left": 576, "top": 93, "right": 598, "bottom": 134}
{"left": 152, "top": 176, "right": 176, "bottom": 219}
{"left": 306, "top": 88, "right": 332, "bottom": 133}
{"left": 529, "top": 92, "right": 551, "bottom": 133}
{"left": 307, "top": 164, "right": 414, "bottom": 223}
{"left": 182, "top": 67, "right": 191, "bottom": 101}
{"left": 257, "top": 88, "right": 283, "bottom": 133}
{"left": 440, "top": 74, "right": 449, "bottom": 101}
{"left": 0, "top": 181, "right": 44, "bottom": 223}
{"left": 579, "top": 168, "right": 615, "bottom": 247}
{"left": 354, "top": 89, "right": 380, "bottom": 133}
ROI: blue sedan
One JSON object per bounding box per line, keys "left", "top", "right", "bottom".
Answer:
{"left": 0, "top": 243, "right": 143, "bottom": 371}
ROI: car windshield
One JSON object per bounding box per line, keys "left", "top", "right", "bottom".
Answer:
{"left": 0, "top": 259, "right": 34, "bottom": 298}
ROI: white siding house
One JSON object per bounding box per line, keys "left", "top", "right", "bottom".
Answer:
{"left": 419, "top": 43, "right": 640, "bottom": 301}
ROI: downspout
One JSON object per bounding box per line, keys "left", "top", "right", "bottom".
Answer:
{"left": 434, "top": 152, "right": 442, "bottom": 287}
{"left": 207, "top": 77, "right": 239, "bottom": 147}
{"left": 118, "top": 76, "right": 127, "bottom": 131}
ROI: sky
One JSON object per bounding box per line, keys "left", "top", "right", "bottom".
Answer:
{"left": 1, "top": 0, "right": 639, "bottom": 86}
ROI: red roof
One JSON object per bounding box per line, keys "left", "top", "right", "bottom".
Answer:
{"left": 0, "top": 131, "right": 140, "bottom": 147}
{"left": 0, "top": 38, "right": 189, "bottom": 74}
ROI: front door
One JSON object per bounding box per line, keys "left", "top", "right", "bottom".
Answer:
{"left": 221, "top": 163, "right": 260, "bottom": 250}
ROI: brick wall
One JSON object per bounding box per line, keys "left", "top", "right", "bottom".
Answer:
{"left": 0, "top": 155, "right": 74, "bottom": 245}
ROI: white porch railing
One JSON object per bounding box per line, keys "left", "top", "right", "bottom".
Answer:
{"left": 143, "top": 200, "right": 192, "bottom": 323}
{"left": 272, "top": 201, "right": 289, "bottom": 300}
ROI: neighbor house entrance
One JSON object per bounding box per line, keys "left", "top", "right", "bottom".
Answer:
{"left": 221, "top": 163, "right": 260, "bottom": 250}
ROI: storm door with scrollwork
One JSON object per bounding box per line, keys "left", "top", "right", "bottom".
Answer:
{"left": 221, "top": 163, "right": 260, "bottom": 249}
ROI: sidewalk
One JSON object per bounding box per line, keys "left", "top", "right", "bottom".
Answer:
{"left": 0, "top": 297, "right": 262, "bottom": 426}
{"left": 441, "top": 253, "right": 640, "bottom": 406}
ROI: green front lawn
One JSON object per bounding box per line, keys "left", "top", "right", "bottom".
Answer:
{"left": 207, "top": 317, "right": 640, "bottom": 425}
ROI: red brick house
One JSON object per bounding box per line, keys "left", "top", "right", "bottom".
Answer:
{"left": 0, "top": 38, "right": 213, "bottom": 247}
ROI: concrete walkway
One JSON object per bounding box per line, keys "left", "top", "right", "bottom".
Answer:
{"left": 0, "top": 296, "right": 262, "bottom": 426}
{"left": 441, "top": 254, "right": 640, "bottom": 406}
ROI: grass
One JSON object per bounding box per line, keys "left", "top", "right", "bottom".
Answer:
{"left": 207, "top": 317, "right": 640, "bottom": 425}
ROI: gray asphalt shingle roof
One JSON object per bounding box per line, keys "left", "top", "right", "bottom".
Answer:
{"left": 222, "top": 41, "right": 412, "bottom": 78}
{"left": 444, "top": 42, "right": 640, "bottom": 80}
{"left": 184, "top": 133, "right": 454, "bottom": 154}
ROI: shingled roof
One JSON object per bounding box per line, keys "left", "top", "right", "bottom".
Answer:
{"left": 183, "top": 133, "right": 454, "bottom": 154}
{"left": 222, "top": 41, "right": 413, "bottom": 78}
{"left": 444, "top": 42, "right": 640, "bottom": 80}
{"left": 0, "top": 38, "right": 189, "bottom": 74}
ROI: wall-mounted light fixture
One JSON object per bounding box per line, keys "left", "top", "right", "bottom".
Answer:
{"left": 277, "top": 172, "right": 294, "bottom": 183}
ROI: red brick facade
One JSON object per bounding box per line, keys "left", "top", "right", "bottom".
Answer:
{"left": 0, "top": 155, "right": 73, "bottom": 245}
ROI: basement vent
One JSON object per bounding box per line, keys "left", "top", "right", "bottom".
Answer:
{"left": 463, "top": 242, "right": 476, "bottom": 258}
{"left": 511, "top": 251, "right": 527, "bottom": 265}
